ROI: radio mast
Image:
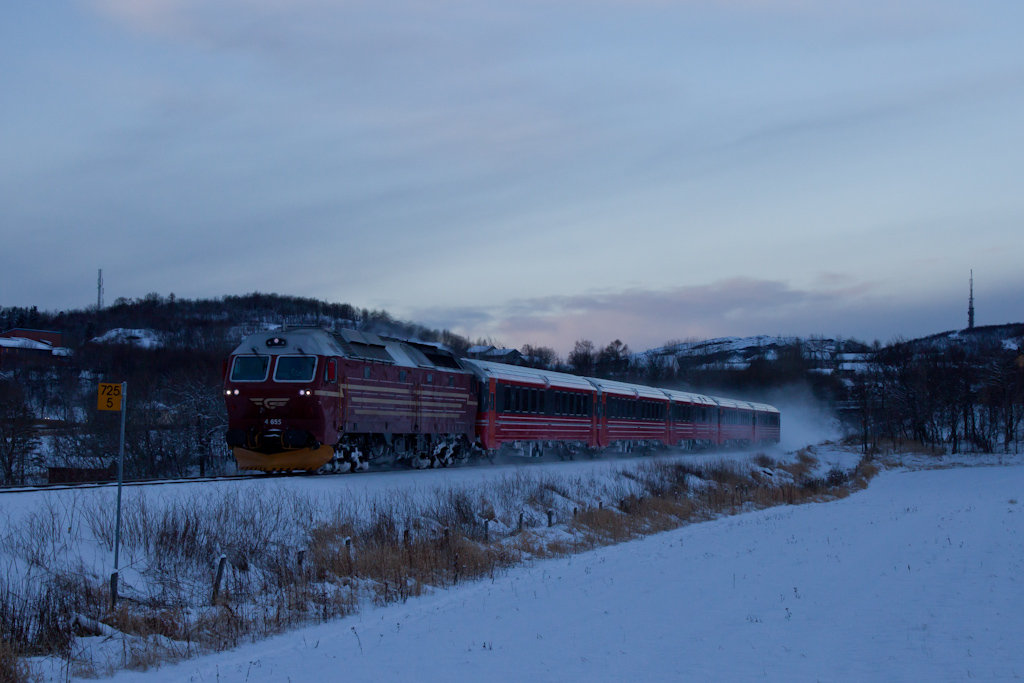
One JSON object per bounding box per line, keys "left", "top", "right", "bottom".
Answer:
{"left": 967, "top": 270, "right": 974, "bottom": 330}
{"left": 97, "top": 269, "right": 104, "bottom": 311}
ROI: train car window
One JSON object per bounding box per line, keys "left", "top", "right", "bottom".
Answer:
{"left": 325, "top": 359, "right": 337, "bottom": 383}
{"left": 503, "top": 386, "right": 511, "bottom": 412}
{"left": 231, "top": 355, "right": 271, "bottom": 382}
{"left": 274, "top": 356, "right": 318, "bottom": 382}
{"left": 364, "top": 366, "right": 371, "bottom": 379}
{"left": 449, "top": 376, "right": 455, "bottom": 387}
{"left": 490, "top": 392, "right": 495, "bottom": 412}
{"left": 539, "top": 390, "right": 546, "bottom": 414}
{"left": 426, "top": 373, "right": 433, "bottom": 384}
{"left": 399, "top": 370, "right": 407, "bottom": 382}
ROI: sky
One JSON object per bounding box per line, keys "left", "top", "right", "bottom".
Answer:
{"left": 2, "top": 0, "right": 1022, "bottom": 353}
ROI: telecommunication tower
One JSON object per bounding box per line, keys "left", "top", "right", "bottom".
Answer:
{"left": 97, "top": 269, "right": 104, "bottom": 311}
{"left": 968, "top": 270, "right": 974, "bottom": 330}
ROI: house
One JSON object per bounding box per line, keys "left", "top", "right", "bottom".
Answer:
{"left": 0, "top": 329, "right": 72, "bottom": 368}
{"left": 466, "top": 345, "right": 526, "bottom": 366}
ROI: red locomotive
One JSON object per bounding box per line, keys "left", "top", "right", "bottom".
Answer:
{"left": 223, "top": 328, "right": 780, "bottom": 472}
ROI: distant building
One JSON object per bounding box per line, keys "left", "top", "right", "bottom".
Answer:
{"left": 836, "top": 352, "right": 872, "bottom": 375}
{"left": 0, "top": 329, "right": 63, "bottom": 347}
{"left": 466, "top": 345, "right": 526, "bottom": 366}
{"left": 0, "top": 329, "right": 72, "bottom": 368}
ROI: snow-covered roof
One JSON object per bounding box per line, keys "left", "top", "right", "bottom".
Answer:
{"left": 659, "top": 388, "right": 717, "bottom": 406}
{"left": 704, "top": 396, "right": 780, "bottom": 414}
{"left": 231, "top": 329, "right": 469, "bottom": 372}
{"left": 0, "top": 337, "right": 54, "bottom": 351}
{"left": 584, "top": 377, "right": 668, "bottom": 400}
{"left": 231, "top": 329, "right": 348, "bottom": 358}
{"left": 0, "top": 336, "right": 72, "bottom": 356}
{"left": 461, "top": 359, "right": 594, "bottom": 391}
{"left": 710, "top": 396, "right": 751, "bottom": 410}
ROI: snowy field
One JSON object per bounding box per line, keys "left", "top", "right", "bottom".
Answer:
{"left": 1, "top": 442, "right": 848, "bottom": 529}
{"left": 39, "top": 462, "right": 1014, "bottom": 682}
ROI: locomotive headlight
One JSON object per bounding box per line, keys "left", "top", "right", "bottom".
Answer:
{"left": 233, "top": 389, "right": 239, "bottom": 395}
{"left": 299, "top": 389, "right": 312, "bottom": 396}
{"left": 224, "top": 390, "right": 231, "bottom": 396}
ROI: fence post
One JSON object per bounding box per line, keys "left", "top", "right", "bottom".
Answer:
{"left": 211, "top": 554, "right": 227, "bottom": 605}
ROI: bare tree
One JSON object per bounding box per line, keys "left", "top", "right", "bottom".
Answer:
{"left": 596, "top": 340, "right": 631, "bottom": 378}
{"left": 0, "top": 381, "right": 39, "bottom": 485}
{"left": 520, "top": 344, "right": 559, "bottom": 369}
{"left": 568, "top": 340, "right": 596, "bottom": 377}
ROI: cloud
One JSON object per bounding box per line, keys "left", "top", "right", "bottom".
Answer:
{"left": 411, "top": 276, "right": 1023, "bottom": 354}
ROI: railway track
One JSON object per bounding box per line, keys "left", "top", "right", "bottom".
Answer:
{"left": 0, "top": 473, "right": 280, "bottom": 495}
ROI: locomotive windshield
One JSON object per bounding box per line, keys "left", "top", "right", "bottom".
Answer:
{"left": 231, "top": 355, "right": 270, "bottom": 382}
{"left": 274, "top": 355, "right": 318, "bottom": 382}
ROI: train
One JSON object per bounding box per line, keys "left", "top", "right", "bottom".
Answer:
{"left": 223, "top": 327, "right": 780, "bottom": 472}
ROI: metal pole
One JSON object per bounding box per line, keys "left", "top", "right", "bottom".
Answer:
{"left": 111, "top": 381, "right": 127, "bottom": 608}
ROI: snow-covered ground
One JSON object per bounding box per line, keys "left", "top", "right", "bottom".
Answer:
{"left": 90, "top": 329, "right": 164, "bottom": 348}
{"left": 21, "top": 457, "right": 1019, "bottom": 682}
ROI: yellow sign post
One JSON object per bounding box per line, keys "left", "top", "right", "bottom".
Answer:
{"left": 98, "top": 381, "right": 127, "bottom": 607}
{"left": 97, "top": 383, "right": 123, "bottom": 411}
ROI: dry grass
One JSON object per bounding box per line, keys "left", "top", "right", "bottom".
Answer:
{"left": 1, "top": 447, "right": 879, "bottom": 676}
{"left": 0, "top": 640, "right": 35, "bottom": 683}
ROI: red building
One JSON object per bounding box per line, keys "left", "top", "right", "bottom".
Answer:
{"left": 0, "top": 329, "right": 70, "bottom": 367}
{"left": 0, "top": 329, "right": 63, "bottom": 347}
